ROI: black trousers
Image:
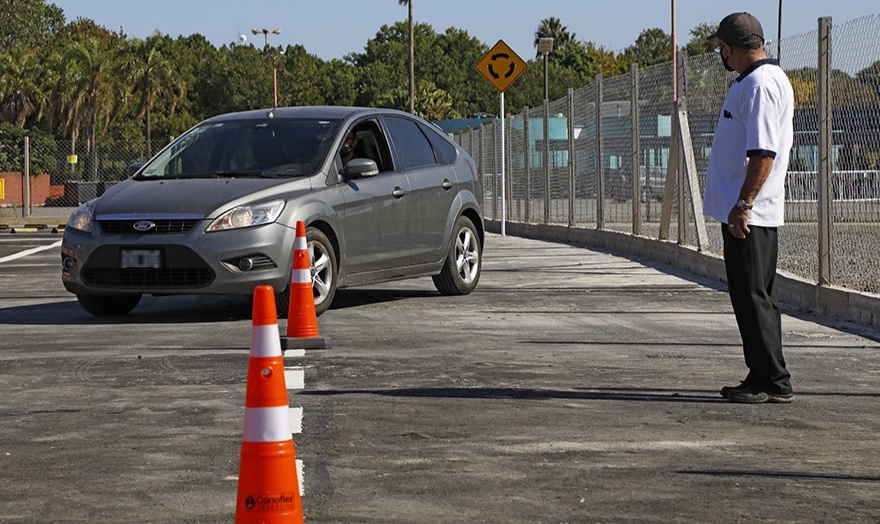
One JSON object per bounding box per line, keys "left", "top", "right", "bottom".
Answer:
{"left": 722, "top": 224, "right": 792, "bottom": 394}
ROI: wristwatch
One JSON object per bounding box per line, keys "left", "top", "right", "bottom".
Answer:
{"left": 734, "top": 198, "right": 753, "bottom": 210}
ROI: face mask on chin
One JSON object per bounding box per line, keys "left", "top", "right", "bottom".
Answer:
{"left": 721, "top": 54, "right": 735, "bottom": 72}
{"left": 719, "top": 44, "right": 735, "bottom": 72}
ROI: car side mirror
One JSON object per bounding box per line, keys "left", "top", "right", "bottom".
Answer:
{"left": 127, "top": 162, "right": 145, "bottom": 177}
{"left": 343, "top": 158, "right": 379, "bottom": 178}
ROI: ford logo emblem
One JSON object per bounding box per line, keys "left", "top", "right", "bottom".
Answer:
{"left": 132, "top": 221, "right": 157, "bottom": 232}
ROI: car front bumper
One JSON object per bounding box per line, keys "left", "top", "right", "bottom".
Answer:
{"left": 61, "top": 220, "right": 296, "bottom": 296}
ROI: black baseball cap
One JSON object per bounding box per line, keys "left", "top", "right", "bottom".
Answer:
{"left": 709, "top": 12, "right": 765, "bottom": 49}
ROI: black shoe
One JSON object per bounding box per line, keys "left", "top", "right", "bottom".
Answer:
{"left": 720, "top": 380, "right": 752, "bottom": 399}
{"left": 726, "top": 385, "right": 794, "bottom": 404}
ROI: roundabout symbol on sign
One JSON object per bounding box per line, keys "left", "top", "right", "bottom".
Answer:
{"left": 475, "top": 40, "right": 527, "bottom": 93}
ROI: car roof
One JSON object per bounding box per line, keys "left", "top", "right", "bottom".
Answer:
{"left": 204, "top": 106, "right": 417, "bottom": 123}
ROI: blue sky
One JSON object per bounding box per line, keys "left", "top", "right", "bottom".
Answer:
{"left": 49, "top": 1, "right": 874, "bottom": 61}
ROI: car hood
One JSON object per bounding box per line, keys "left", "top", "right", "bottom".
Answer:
{"left": 93, "top": 177, "right": 312, "bottom": 218}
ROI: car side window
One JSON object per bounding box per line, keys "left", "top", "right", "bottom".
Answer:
{"left": 347, "top": 120, "right": 394, "bottom": 173}
{"left": 385, "top": 116, "right": 437, "bottom": 169}
{"left": 417, "top": 122, "right": 458, "bottom": 166}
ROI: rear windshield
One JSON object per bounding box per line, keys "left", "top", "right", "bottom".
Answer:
{"left": 136, "top": 118, "right": 340, "bottom": 179}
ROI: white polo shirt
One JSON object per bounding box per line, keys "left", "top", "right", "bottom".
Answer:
{"left": 703, "top": 59, "right": 794, "bottom": 227}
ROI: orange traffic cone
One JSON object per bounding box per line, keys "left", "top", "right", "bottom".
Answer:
{"left": 280, "top": 220, "right": 328, "bottom": 350}
{"left": 235, "top": 285, "right": 304, "bottom": 523}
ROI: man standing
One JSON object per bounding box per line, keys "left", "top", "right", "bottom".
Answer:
{"left": 704, "top": 12, "right": 795, "bottom": 403}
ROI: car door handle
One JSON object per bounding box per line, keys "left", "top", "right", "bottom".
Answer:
{"left": 441, "top": 179, "right": 454, "bottom": 190}
{"left": 392, "top": 187, "right": 406, "bottom": 198}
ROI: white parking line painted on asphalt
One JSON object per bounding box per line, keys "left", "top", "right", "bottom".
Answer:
{"left": 284, "top": 367, "right": 305, "bottom": 390}
{"left": 0, "top": 240, "right": 61, "bottom": 264}
{"left": 289, "top": 406, "right": 302, "bottom": 434}
{"left": 286, "top": 369, "right": 304, "bottom": 432}
{"left": 283, "top": 357, "right": 305, "bottom": 494}
{"left": 497, "top": 440, "right": 741, "bottom": 454}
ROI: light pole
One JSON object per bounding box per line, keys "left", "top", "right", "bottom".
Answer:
{"left": 252, "top": 27, "right": 281, "bottom": 48}
{"left": 538, "top": 37, "right": 554, "bottom": 102}
{"left": 252, "top": 28, "right": 282, "bottom": 107}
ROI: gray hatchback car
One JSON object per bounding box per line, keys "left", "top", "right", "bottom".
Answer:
{"left": 61, "top": 106, "right": 484, "bottom": 317}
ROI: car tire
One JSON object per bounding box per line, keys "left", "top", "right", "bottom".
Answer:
{"left": 276, "top": 226, "right": 338, "bottom": 318}
{"left": 76, "top": 294, "right": 142, "bottom": 316}
{"left": 275, "top": 286, "right": 290, "bottom": 319}
{"left": 433, "top": 215, "right": 481, "bottom": 296}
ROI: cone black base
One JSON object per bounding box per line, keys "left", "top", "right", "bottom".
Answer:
{"left": 280, "top": 336, "right": 329, "bottom": 350}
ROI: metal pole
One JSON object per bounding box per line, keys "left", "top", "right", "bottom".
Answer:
{"left": 408, "top": 0, "right": 414, "bottom": 114}
{"left": 595, "top": 74, "right": 604, "bottom": 229}
{"left": 543, "top": 54, "right": 549, "bottom": 102}
{"left": 500, "top": 91, "right": 506, "bottom": 236}
{"left": 543, "top": 99, "right": 550, "bottom": 224}
{"left": 273, "top": 60, "right": 278, "bottom": 108}
{"left": 567, "top": 88, "right": 575, "bottom": 227}
{"left": 23, "top": 137, "right": 31, "bottom": 219}
{"left": 523, "top": 106, "right": 531, "bottom": 224}
{"left": 676, "top": 58, "right": 685, "bottom": 245}
{"left": 817, "top": 16, "right": 832, "bottom": 286}
{"left": 631, "top": 64, "right": 640, "bottom": 235}
{"left": 490, "top": 122, "right": 497, "bottom": 220}
{"left": 478, "top": 124, "right": 485, "bottom": 215}
{"left": 671, "top": 0, "right": 677, "bottom": 101}
{"left": 777, "top": 0, "right": 783, "bottom": 63}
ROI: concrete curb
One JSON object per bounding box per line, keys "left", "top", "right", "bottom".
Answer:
{"left": 487, "top": 219, "right": 880, "bottom": 330}
{"left": 0, "top": 214, "right": 69, "bottom": 233}
{"left": 0, "top": 223, "right": 66, "bottom": 234}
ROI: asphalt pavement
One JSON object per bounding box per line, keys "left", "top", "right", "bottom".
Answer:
{"left": 1, "top": 230, "right": 879, "bottom": 523}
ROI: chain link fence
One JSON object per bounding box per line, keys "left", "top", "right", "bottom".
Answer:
{"left": 0, "top": 137, "right": 169, "bottom": 208}
{"left": 455, "top": 14, "right": 880, "bottom": 296}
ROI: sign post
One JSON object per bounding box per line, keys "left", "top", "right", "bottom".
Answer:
{"left": 475, "top": 40, "right": 527, "bottom": 236}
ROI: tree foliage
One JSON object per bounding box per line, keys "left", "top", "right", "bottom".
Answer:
{"left": 1, "top": 1, "right": 878, "bottom": 149}
{"left": 119, "top": 37, "right": 184, "bottom": 154}
{"left": 625, "top": 28, "right": 672, "bottom": 67}
{"left": 533, "top": 17, "right": 576, "bottom": 57}
{"left": 0, "top": 0, "right": 64, "bottom": 49}
{"left": 684, "top": 23, "right": 716, "bottom": 56}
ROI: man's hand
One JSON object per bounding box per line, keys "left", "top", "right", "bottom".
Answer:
{"left": 727, "top": 207, "right": 750, "bottom": 239}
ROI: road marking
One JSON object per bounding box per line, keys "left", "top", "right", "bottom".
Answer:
{"left": 0, "top": 240, "right": 62, "bottom": 263}
{"left": 497, "top": 440, "right": 740, "bottom": 454}
{"left": 284, "top": 367, "right": 304, "bottom": 433}
{"left": 289, "top": 406, "right": 303, "bottom": 434}
{"left": 284, "top": 359, "right": 305, "bottom": 494}
{"left": 284, "top": 367, "right": 305, "bottom": 390}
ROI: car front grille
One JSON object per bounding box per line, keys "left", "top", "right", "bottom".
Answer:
{"left": 99, "top": 219, "right": 201, "bottom": 235}
{"left": 83, "top": 267, "right": 214, "bottom": 287}
{"left": 81, "top": 245, "right": 215, "bottom": 288}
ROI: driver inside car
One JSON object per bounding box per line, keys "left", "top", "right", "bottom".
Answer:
{"left": 339, "top": 131, "right": 359, "bottom": 167}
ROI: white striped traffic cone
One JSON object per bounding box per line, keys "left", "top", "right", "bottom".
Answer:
{"left": 235, "top": 285, "right": 304, "bottom": 523}
{"left": 281, "top": 220, "right": 328, "bottom": 350}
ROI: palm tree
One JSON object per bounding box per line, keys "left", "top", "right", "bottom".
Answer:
{"left": 398, "top": 0, "right": 414, "bottom": 113}
{"left": 533, "top": 17, "right": 576, "bottom": 58}
{"left": 120, "top": 39, "right": 183, "bottom": 156}
{"left": 55, "top": 38, "right": 123, "bottom": 179}
{"left": 0, "top": 48, "right": 47, "bottom": 127}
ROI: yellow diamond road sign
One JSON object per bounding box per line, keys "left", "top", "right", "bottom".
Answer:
{"left": 476, "top": 39, "right": 527, "bottom": 93}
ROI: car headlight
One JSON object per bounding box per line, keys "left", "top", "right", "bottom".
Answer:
{"left": 206, "top": 199, "right": 286, "bottom": 232}
{"left": 67, "top": 201, "right": 95, "bottom": 233}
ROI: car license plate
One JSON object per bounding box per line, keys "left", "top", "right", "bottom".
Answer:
{"left": 120, "top": 249, "right": 161, "bottom": 268}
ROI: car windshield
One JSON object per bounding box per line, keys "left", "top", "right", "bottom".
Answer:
{"left": 136, "top": 118, "right": 340, "bottom": 179}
